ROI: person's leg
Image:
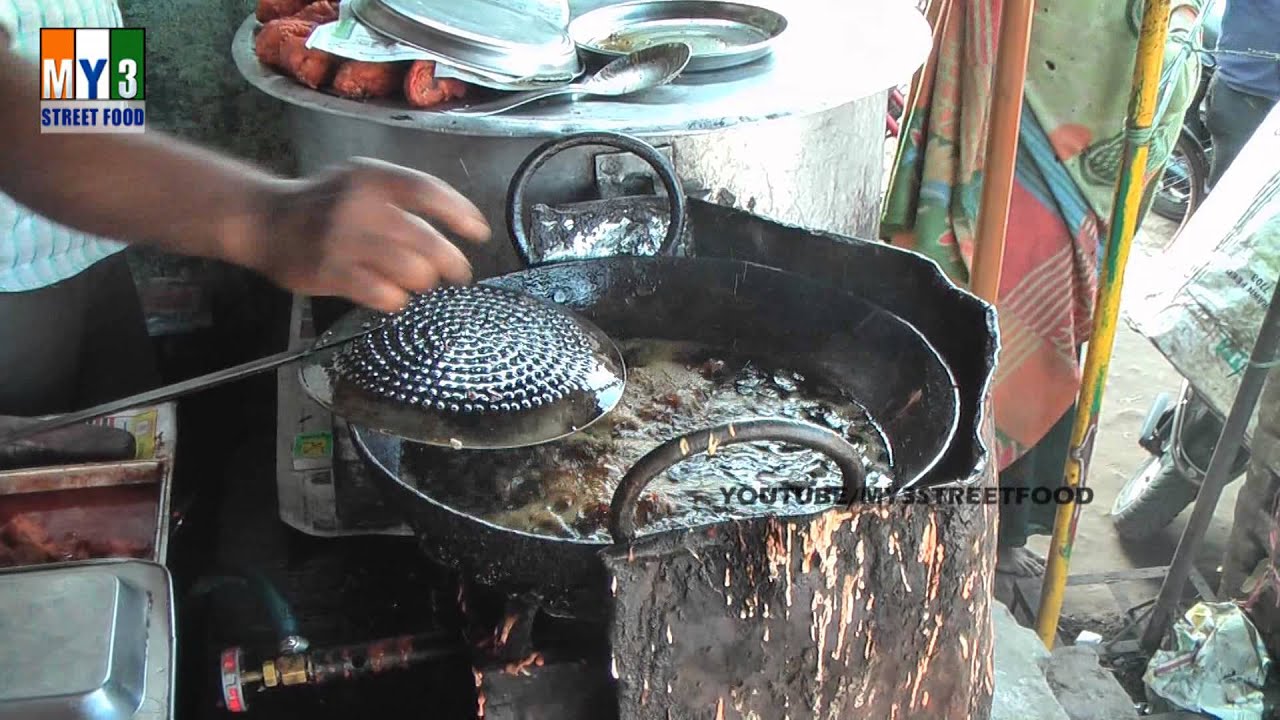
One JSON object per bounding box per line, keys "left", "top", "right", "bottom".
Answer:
{"left": 0, "top": 272, "right": 89, "bottom": 415}
{"left": 996, "top": 404, "right": 1078, "bottom": 576}
{"left": 1026, "top": 404, "right": 1077, "bottom": 536}
{"left": 1206, "top": 76, "right": 1278, "bottom": 187}
{"left": 75, "top": 252, "right": 159, "bottom": 405}
{"left": 997, "top": 451, "right": 1046, "bottom": 576}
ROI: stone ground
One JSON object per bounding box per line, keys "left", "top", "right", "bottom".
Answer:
{"left": 993, "top": 600, "right": 1143, "bottom": 720}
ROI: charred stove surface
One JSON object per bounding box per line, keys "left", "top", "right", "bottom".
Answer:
{"left": 591, "top": 200, "right": 999, "bottom": 720}
{"left": 603, "top": 451, "right": 997, "bottom": 720}
{"left": 458, "top": 580, "right": 616, "bottom": 720}
{"left": 476, "top": 660, "right": 617, "bottom": 720}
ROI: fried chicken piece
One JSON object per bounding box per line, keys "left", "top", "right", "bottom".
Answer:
{"left": 257, "top": 0, "right": 308, "bottom": 22}
{"left": 254, "top": 18, "right": 315, "bottom": 69}
{"left": 292, "top": 0, "right": 339, "bottom": 24}
{"left": 332, "top": 61, "right": 407, "bottom": 100}
{"left": 280, "top": 32, "right": 338, "bottom": 89}
{"left": 404, "top": 60, "right": 469, "bottom": 108}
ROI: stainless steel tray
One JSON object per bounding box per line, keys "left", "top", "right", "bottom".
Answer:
{"left": 0, "top": 404, "right": 177, "bottom": 567}
{"left": 569, "top": 0, "right": 787, "bottom": 72}
{"left": 0, "top": 560, "right": 175, "bottom": 720}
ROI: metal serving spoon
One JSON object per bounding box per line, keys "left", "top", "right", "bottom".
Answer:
{"left": 448, "top": 42, "right": 693, "bottom": 117}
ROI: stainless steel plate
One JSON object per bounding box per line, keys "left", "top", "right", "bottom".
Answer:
{"left": 351, "top": 0, "right": 581, "bottom": 81}
{"left": 569, "top": 0, "right": 787, "bottom": 72}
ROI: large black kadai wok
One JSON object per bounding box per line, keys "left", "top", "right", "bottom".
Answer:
{"left": 324, "top": 134, "right": 999, "bottom": 719}
{"left": 316, "top": 133, "right": 960, "bottom": 616}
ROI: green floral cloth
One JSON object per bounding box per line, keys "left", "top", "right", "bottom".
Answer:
{"left": 883, "top": 0, "right": 1201, "bottom": 468}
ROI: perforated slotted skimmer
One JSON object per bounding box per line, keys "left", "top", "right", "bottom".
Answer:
{"left": 299, "top": 285, "right": 626, "bottom": 449}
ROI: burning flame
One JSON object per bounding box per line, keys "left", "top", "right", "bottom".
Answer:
{"left": 501, "top": 652, "right": 544, "bottom": 677}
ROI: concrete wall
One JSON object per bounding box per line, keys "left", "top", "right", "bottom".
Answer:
{"left": 119, "top": 0, "right": 295, "bottom": 172}
{"left": 118, "top": 0, "right": 296, "bottom": 338}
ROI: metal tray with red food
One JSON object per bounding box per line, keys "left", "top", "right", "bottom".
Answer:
{"left": 0, "top": 404, "right": 176, "bottom": 569}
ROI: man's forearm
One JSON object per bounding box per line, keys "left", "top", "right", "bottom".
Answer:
{"left": 0, "top": 48, "right": 283, "bottom": 265}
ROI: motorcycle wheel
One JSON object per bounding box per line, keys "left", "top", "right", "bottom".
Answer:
{"left": 1151, "top": 133, "right": 1209, "bottom": 234}
{"left": 1111, "top": 452, "right": 1199, "bottom": 540}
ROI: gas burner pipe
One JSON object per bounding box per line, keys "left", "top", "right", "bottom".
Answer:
{"left": 220, "top": 632, "right": 464, "bottom": 712}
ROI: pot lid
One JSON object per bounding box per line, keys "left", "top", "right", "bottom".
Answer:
{"left": 351, "top": 0, "right": 581, "bottom": 80}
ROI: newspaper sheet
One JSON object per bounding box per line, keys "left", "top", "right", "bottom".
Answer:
{"left": 275, "top": 295, "right": 412, "bottom": 537}
{"left": 1125, "top": 102, "right": 1280, "bottom": 442}
{"left": 89, "top": 404, "right": 177, "bottom": 461}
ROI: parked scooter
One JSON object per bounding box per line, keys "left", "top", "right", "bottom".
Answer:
{"left": 1112, "top": 380, "right": 1251, "bottom": 538}
{"left": 1149, "top": 2, "right": 1223, "bottom": 236}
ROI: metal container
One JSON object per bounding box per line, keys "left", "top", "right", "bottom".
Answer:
{"left": 0, "top": 560, "right": 176, "bottom": 720}
{"left": 0, "top": 404, "right": 178, "bottom": 567}
{"left": 232, "top": 0, "right": 930, "bottom": 278}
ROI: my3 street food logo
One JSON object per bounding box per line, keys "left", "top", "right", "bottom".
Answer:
{"left": 718, "top": 484, "right": 1096, "bottom": 506}
{"left": 39, "top": 28, "right": 146, "bottom": 133}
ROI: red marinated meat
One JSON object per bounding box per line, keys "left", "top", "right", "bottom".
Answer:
{"left": 404, "top": 60, "right": 469, "bottom": 108}
{"left": 280, "top": 32, "right": 338, "bottom": 89}
{"left": 257, "top": 0, "right": 308, "bottom": 23}
{"left": 333, "top": 61, "right": 407, "bottom": 100}
{"left": 254, "top": 18, "right": 315, "bottom": 69}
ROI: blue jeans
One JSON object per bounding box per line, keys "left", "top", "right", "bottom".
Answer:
{"left": 1206, "top": 75, "right": 1279, "bottom": 188}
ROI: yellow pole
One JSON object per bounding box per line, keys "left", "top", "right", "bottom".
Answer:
{"left": 1035, "top": 0, "right": 1173, "bottom": 647}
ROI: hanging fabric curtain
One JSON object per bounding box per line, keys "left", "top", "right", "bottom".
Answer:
{"left": 882, "top": 0, "right": 1203, "bottom": 471}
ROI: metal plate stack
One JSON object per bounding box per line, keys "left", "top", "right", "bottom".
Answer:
{"left": 349, "top": 0, "right": 582, "bottom": 84}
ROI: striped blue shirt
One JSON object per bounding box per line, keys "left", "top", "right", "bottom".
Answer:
{"left": 0, "top": 0, "right": 127, "bottom": 292}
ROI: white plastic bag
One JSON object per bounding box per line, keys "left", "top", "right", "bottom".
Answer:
{"left": 1126, "top": 103, "right": 1280, "bottom": 445}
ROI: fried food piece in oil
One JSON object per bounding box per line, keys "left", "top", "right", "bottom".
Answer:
{"left": 333, "top": 61, "right": 408, "bottom": 99}
{"left": 404, "top": 60, "right": 469, "bottom": 108}
{"left": 281, "top": 32, "right": 339, "bottom": 89}
{"left": 293, "top": 0, "right": 339, "bottom": 24}
{"left": 254, "top": 18, "right": 315, "bottom": 68}
{"left": 256, "top": 0, "right": 308, "bottom": 22}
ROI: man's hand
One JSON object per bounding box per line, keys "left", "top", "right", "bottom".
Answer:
{"left": 230, "top": 158, "right": 491, "bottom": 313}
